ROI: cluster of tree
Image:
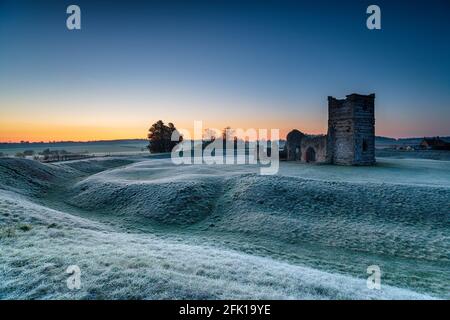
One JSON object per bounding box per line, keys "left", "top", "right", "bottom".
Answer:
{"left": 14, "top": 150, "right": 35, "bottom": 158}
{"left": 40, "top": 149, "right": 69, "bottom": 156}
{"left": 207, "top": 127, "right": 232, "bottom": 139}
{"left": 202, "top": 127, "right": 238, "bottom": 148}
{"left": 39, "top": 149, "right": 91, "bottom": 162}
{"left": 203, "top": 127, "right": 277, "bottom": 158}
{"left": 147, "top": 121, "right": 183, "bottom": 153}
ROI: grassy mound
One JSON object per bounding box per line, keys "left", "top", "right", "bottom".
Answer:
{"left": 0, "top": 192, "right": 433, "bottom": 300}
{"left": 0, "top": 158, "right": 71, "bottom": 196}
{"left": 1, "top": 157, "right": 448, "bottom": 299}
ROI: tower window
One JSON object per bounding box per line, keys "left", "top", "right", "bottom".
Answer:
{"left": 362, "top": 139, "right": 368, "bottom": 152}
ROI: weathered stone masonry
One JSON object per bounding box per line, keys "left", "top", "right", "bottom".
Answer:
{"left": 286, "top": 93, "right": 375, "bottom": 166}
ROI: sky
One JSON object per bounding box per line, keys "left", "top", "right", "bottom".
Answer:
{"left": 0, "top": 0, "right": 449, "bottom": 142}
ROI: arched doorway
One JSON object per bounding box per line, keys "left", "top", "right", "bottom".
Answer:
{"left": 305, "top": 147, "right": 316, "bottom": 163}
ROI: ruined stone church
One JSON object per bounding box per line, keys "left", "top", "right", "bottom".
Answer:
{"left": 286, "top": 93, "right": 375, "bottom": 165}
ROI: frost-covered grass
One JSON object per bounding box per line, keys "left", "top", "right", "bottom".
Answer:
{"left": 376, "top": 149, "right": 450, "bottom": 161}
{"left": 0, "top": 157, "right": 448, "bottom": 299}
{"left": 0, "top": 192, "right": 435, "bottom": 300}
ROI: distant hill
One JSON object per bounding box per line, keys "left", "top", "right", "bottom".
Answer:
{"left": 375, "top": 136, "right": 450, "bottom": 147}
{"left": 0, "top": 139, "right": 149, "bottom": 156}
{"left": 0, "top": 139, "right": 147, "bottom": 146}
{"left": 282, "top": 136, "right": 450, "bottom": 148}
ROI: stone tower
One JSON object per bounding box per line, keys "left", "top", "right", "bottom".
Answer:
{"left": 327, "top": 93, "right": 375, "bottom": 165}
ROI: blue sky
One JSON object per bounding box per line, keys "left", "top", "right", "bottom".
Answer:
{"left": 0, "top": 0, "right": 449, "bottom": 141}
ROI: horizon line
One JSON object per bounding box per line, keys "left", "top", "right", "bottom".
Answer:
{"left": 2, "top": 134, "right": 450, "bottom": 145}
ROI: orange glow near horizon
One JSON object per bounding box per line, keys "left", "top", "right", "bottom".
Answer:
{"left": 0, "top": 117, "right": 327, "bottom": 143}
{"left": 0, "top": 122, "right": 145, "bottom": 143}
{"left": 1, "top": 117, "right": 448, "bottom": 143}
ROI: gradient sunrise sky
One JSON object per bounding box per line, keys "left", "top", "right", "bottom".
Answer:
{"left": 1, "top": 0, "right": 449, "bottom": 142}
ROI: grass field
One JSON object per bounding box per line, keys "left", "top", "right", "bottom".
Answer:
{"left": 0, "top": 155, "right": 448, "bottom": 299}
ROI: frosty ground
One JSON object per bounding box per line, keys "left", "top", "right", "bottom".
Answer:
{"left": 0, "top": 155, "right": 448, "bottom": 299}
